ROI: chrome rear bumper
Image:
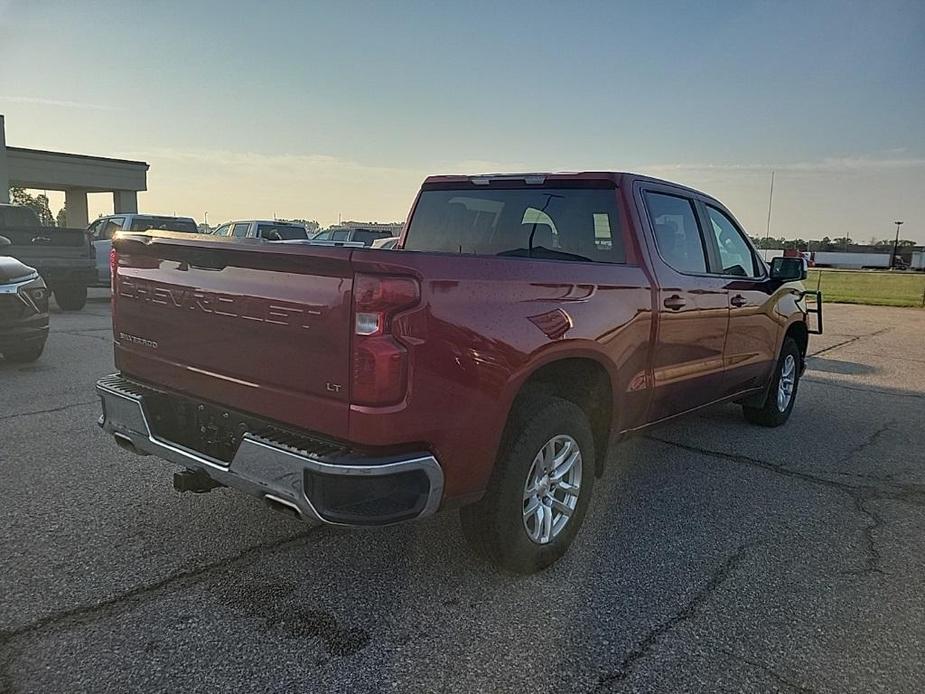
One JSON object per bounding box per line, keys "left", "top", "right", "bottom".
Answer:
{"left": 96, "top": 374, "right": 444, "bottom": 526}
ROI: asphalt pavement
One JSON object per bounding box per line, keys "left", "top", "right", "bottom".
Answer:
{"left": 1, "top": 293, "right": 923, "bottom": 693}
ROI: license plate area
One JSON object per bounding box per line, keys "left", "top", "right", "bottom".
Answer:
{"left": 145, "top": 393, "right": 249, "bottom": 463}
{"left": 140, "top": 386, "right": 346, "bottom": 464}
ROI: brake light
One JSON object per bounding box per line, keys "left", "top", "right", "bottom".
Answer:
{"left": 109, "top": 247, "right": 118, "bottom": 313}
{"left": 351, "top": 274, "right": 420, "bottom": 405}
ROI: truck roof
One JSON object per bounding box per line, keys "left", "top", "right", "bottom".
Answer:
{"left": 100, "top": 213, "right": 195, "bottom": 221}
{"left": 421, "top": 171, "right": 714, "bottom": 200}
{"left": 224, "top": 220, "right": 305, "bottom": 226}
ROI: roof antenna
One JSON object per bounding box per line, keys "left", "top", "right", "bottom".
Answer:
{"left": 762, "top": 170, "right": 775, "bottom": 262}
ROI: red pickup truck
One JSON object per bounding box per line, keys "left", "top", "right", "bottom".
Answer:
{"left": 97, "top": 172, "right": 819, "bottom": 573}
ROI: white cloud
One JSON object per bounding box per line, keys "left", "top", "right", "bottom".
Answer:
{"left": 0, "top": 96, "right": 120, "bottom": 111}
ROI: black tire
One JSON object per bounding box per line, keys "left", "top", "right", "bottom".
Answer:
{"left": 2, "top": 342, "right": 45, "bottom": 363}
{"left": 460, "top": 394, "right": 596, "bottom": 573}
{"left": 54, "top": 284, "right": 88, "bottom": 311}
{"left": 743, "top": 337, "right": 801, "bottom": 427}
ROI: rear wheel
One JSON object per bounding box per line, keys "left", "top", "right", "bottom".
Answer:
{"left": 743, "top": 337, "right": 801, "bottom": 427}
{"left": 460, "top": 394, "right": 595, "bottom": 573}
{"left": 2, "top": 342, "right": 45, "bottom": 363}
{"left": 54, "top": 284, "right": 88, "bottom": 311}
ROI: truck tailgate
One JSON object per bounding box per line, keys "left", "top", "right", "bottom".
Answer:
{"left": 112, "top": 233, "right": 354, "bottom": 439}
{"left": 3, "top": 226, "right": 93, "bottom": 262}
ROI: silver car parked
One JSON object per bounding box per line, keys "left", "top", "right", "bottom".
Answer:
{"left": 87, "top": 214, "right": 198, "bottom": 285}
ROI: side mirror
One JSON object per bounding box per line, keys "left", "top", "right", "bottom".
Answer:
{"left": 770, "top": 256, "right": 806, "bottom": 282}
{"left": 0, "top": 235, "right": 11, "bottom": 247}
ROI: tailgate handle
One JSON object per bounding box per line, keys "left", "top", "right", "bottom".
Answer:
{"left": 31, "top": 236, "right": 52, "bottom": 245}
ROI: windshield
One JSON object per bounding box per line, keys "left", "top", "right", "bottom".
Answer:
{"left": 404, "top": 187, "right": 624, "bottom": 263}
{"left": 129, "top": 217, "right": 198, "bottom": 233}
{"left": 258, "top": 224, "right": 308, "bottom": 240}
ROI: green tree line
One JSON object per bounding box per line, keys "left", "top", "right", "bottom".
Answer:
{"left": 750, "top": 235, "right": 917, "bottom": 251}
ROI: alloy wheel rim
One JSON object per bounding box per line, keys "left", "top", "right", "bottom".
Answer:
{"left": 777, "top": 354, "right": 796, "bottom": 412}
{"left": 522, "top": 434, "right": 582, "bottom": 545}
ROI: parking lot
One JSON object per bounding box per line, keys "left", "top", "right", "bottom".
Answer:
{"left": 1, "top": 295, "right": 923, "bottom": 693}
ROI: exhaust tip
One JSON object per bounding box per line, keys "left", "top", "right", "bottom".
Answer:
{"left": 113, "top": 432, "right": 148, "bottom": 456}
{"left": 265, "top": 494, "right": 302, "bottom": 519}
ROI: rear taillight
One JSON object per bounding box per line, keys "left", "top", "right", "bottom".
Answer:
{"left": 109, "top": 248, "right": 118, "bottom": 313}
{"left": 351, "top": 274, "right": 419, "bottom": 405}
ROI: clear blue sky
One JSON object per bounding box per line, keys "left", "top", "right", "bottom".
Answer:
{"left": 2, "top": 0, "right": 923, "bottom": 242}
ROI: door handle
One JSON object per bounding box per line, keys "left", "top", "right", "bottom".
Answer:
{"left": 731, "top": 294, "right": 748, "bottom": 308}
{"left": 663, "top": 295, "right": 686, "bottom": 310}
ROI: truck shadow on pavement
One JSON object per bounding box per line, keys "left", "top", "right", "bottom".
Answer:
{"left": 806, "top": 356, "right": 878, "bottom": 376}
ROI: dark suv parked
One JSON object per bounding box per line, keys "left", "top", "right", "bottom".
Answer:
{"left": 0, "top": 253, "right": 50, "bottom": 363}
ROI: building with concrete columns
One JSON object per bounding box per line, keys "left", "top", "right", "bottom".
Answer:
{"left": 0, "top": 114, "right": 148, "bottom": 227}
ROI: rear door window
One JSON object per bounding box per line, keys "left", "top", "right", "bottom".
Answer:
{"left": 705, "top": 206, "right": 761, "bottom": 278}
{"left": 352, "top": 230, "right": 379, "bottom": 245}
{"left": 213, "top": 224, "right": 231, "bottom": 237}
{"left": 644, "top": 192, "right": 707, "bottom": 274}
{"left": 232, "top": 223, "right": 250, "bottom": 238}
{"left": 404, "top": 187, "right": 624, "bottom": 263}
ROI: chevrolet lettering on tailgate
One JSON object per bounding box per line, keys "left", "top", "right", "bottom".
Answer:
{"left": 118, "top": 277, "right": 321, "bottom": 329}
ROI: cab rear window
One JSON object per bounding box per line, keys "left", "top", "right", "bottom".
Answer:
{"left": 130, "top": 218, "right": 197, "bottom": 233}
{"left": 404, "top": 187, "right": 624, "bottom": 263}
{"left": 257, "top": 224, "right": 308, "bottom": 240}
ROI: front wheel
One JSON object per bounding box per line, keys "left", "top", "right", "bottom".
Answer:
{"left": 742, "top": 337, "right": 802, "bottom": 427}
{"left": 54, "top": 284, "right": 88, "bottom": 311}
{"left": 460, "top": 394, "right": 595, "bottom": 573}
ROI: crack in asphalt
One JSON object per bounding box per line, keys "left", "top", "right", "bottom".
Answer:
{"left": 593, "top": 542, "right": 758, "bottom": 691}
{"left": 808, "top": 328, "right": 891, "bottom": 358}
{"left": 647, "top": 435, "right": 925, "bottom": 505}
{"left": 644, "top": 436, "right": 913, "bottom": 578}
{"left": 848, "top": 422, "right": 893, "bottom": 460}
{"left": 54, "top": 330, "right": 112, "bottom": 344}
{"left": 0, "top": 400, "right": 98, "bottom": 422}
{"left": 717, "top": 648, "right": 815, "bottom": 693}
{"left": 53, "top": 327, "right": 112, "bottom": 333}
{"left": 0, "top": 528, "right": 320, "bottom": 690}
{"left": 848, "top": 495, "right": 885, "bottom": 576}
{"left": 646, "top": 436, "right": 856, "bottom": 493}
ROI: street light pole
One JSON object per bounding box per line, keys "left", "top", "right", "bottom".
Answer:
{"left": 890, "top": 220, "right": 904, "bottom": 269}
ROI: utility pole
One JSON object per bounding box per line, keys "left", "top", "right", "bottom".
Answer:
{"left": 890, "top": 220, "right": 904, "bottom": 269}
